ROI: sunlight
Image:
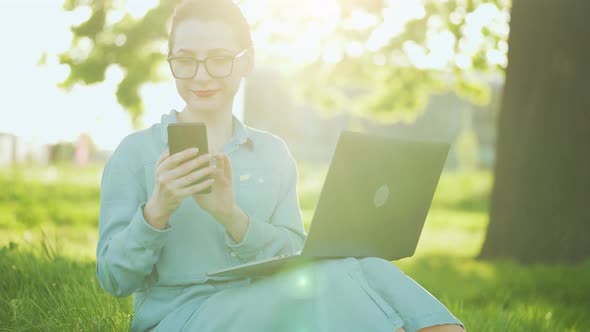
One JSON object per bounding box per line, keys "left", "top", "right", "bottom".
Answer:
{"left": 465, "top": 3, "right": 500, "bottom": 29}
{"left": 106, "top": 9, "right": 125, "bottom": 26}
{"left": 455, "top": 53, "right": 472, "bottom": 70}
{"left": 402, "top": 41, "right": 427, "bottom": 69}
{"left": 69, "top": 5, "right": 92, "bottom": 26}
{"left": 422, "top": 30, "right": 456, "bottom": 69}
{"left": 240, "top": 1, "right": 266, "bottom": 25}
{"left": 460, "top": 3, "right": 504, "bottom": 57}
{"left": 127, "top": 0, "right": 159, "bottom": 19}
{"left": 486, "top": 49, "right": 507, "bottom": 67}
{"left": 243, "top": 0, "right": 340, "bottom": 64}
{"left": 70, "top": 37, "right": 94, "bottom": 63}
{"left": 322, "top": 43, "right": 344, "bottom": 64}
{"left": 346, "top": 9, "right": 378, "bottom": 30}
{"left": 285, "top": 269, "right": 316, "bottom": 299}
{"left": 345, "top": 41, "right": 364, "bottom": 58}
{"left": 366, "top": 0, "right": 425, "bottom": 52}
{"left": 297, "top": 274, "right": 309, "bottom": 288}
{"left": 298, "top": 0, "right": 341, "bottom": 26}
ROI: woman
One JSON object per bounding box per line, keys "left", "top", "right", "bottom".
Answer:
{"left": 97, "top": 1, "right": 465, "bottom": 331}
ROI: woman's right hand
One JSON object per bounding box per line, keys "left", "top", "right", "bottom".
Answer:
{"left": 143, "top": 147, "right": 216, "bottom": 229}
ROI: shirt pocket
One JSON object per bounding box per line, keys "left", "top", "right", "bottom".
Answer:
{"left": 233, "top": 167, "right": 280, "bottom": 222}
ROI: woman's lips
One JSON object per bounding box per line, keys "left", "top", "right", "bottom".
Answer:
{"left": 192, "top": 89, "right": 219, "bottom": 97}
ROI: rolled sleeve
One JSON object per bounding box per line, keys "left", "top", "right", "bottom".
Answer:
{"left": 223, "top": 214, "right": 264, "bottom": 260}
{"left": 129, "top": 202, "right": 172, "bottom": 250}
{"left": 96, "top": 138, "right": 170, "bottom": 298}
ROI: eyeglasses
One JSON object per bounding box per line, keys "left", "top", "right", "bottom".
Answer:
{"left": 167, "top": 49, "right": 248, "bottom": 79}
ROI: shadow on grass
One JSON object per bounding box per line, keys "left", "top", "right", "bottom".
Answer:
{"left": 431, "top": 193, "right": 490, "bottom": 214}
{"left": 0, "top": 241, "right": 132, "bottom": 331}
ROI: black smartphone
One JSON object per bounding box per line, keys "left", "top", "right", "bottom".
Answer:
{"left": 167, "top": 122, "right": 212, "bottom": 194}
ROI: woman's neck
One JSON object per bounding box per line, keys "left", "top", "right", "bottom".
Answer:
{"left": 177, "top": 107, "right": 234, "bottom": 153}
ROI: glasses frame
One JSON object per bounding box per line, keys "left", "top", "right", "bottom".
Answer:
{"left": 167, "top": 49, "right": 249, "bottom": 79}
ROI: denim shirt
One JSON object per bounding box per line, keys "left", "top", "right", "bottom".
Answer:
{"left": 97, "top": 110, "right": 466, "bottom": 332}
{"left": 97, "top": 109, "right": 306, "bottom": 330}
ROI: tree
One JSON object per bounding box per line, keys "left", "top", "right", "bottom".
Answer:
{"left": 478, "top": 0, "right": 590, "bottom": 263}
{"left": 59, "top": 0, "right": 177, "bottom": 127}
{"left": 62, "top": 0, "right": 590, "bottom": 265}
{"left": 58, "top": 0, "right": 509, "bottom": 126}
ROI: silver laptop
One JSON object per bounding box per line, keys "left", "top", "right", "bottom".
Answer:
{"left": 206, "top": 131, "right": 450, "bottom": 278}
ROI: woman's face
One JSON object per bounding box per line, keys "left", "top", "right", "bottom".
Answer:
{"left": 170, "top": 19, "right": 251, "bottom": 114}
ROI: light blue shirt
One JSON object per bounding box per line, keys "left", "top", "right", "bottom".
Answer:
{"left": 97, "top": 109, "right": 463, "bottom": 332}
{"left": 98, "top": 109, "right": 306, "bottom": 330}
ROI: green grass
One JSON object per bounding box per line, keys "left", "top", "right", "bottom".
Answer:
{"left": 1, "top": 164, "right": 589, "bottom": 331}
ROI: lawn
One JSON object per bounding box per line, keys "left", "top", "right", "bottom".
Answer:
{"left": 1, "top": 163, "right": 589, "bottom": 331}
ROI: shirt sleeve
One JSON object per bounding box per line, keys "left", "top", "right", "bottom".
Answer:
{"left": 223, "top": 142, "right": 306, "bottom": 262}
{"left": 96, "top": 139, "right": 171, "bottom": 298}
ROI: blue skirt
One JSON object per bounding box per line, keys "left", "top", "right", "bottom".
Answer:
{"left": 151, "top": 257, "right": 464, "bottom": 332}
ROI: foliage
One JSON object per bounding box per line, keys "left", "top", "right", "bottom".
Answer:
{"left": 59, "top": 0, "right": 177, "bottom": 127}
{"left": 58, "top": 0, "right": 510, "bottom": 126}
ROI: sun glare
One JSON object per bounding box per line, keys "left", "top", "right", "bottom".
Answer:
{"left": 244, "top": 0, "right": 340, "bottom": 65}
{"left": 242, "top": 0, "right": 507, "bottom": 72}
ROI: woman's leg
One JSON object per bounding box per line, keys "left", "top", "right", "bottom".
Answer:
{"left": 398, "top": 326, "right": 465, "bottom": 332}
{"left": 184, "top": 259, "right": 405, "bottom": 331}
{"left": 356, "top": 257, "right": 465, "bottom": 332}
{"left": 417, "top": 325, "right": 465, "bottom": 332}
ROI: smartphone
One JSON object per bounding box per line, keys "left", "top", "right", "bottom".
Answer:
{"left": 167, "top": 122, "right": 212, "bottom": 194}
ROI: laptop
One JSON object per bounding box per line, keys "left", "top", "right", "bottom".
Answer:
{"left": 206, "top": 131, "right": 450, "bottom": 278}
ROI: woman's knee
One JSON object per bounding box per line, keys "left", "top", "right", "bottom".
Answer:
{"left": 357, "top": 257, "right": 404, "bottom": 275}
{"left": 417, "top": 324, "right": 465, "bottom": 332}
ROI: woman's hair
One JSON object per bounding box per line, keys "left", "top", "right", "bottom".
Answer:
{"left": 168, "top": 0, "right": 253, "bottom": 55}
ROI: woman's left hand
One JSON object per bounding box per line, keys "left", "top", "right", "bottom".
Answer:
{"left": 192, "top": 153, "right": 240, "bottom": 227}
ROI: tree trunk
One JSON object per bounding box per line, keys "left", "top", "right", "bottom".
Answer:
{"left": 478, "top": 0, "right": 590, "bottom": 264}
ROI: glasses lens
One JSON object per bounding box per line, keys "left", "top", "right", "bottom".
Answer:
{"left": 205, "top": 56, "right": 233, "bottom": 78}
{"left": 170, "top": 58, "right": 196, "bottom": 79}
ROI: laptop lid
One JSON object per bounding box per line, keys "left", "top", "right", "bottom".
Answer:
{"left": 301, "top": 131, "right": 449, "bottom": 261}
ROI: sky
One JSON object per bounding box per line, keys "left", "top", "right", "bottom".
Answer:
{"left": 0, "top": 1, "right": 244, "bottom": 151}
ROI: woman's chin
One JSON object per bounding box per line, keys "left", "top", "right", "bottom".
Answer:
{"left": 186, "top": 106, "right": 219, "bottom": 114}
{"left": 186, "top": 97, "right": 225, "bottom": 112}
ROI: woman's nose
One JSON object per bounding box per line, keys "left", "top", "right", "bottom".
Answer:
{"left": 193, "top": 62, "right": 211, "bottom": 81}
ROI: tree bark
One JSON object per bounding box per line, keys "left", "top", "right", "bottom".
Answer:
{"left": 478, "top": 0, "right": 590, "bottom": 264}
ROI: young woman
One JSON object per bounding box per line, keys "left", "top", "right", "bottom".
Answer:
{"left": 97, "top": 1, "right": 465, "bottom": 331}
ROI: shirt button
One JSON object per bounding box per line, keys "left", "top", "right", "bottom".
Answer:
{"left": 230, "top": 252, "right": 237, "bottom": 257}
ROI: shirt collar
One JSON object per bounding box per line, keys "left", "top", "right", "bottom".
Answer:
{"left": 160, "top": 109, "right": 253, "bottom": 150}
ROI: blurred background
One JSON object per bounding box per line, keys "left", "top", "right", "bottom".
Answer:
{"left": 1, "top": 0, "right": 588, "bottom": 331}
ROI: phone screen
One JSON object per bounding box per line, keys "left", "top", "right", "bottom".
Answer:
{"left": 167, "top": 122, "right": 212, "bottom": 194}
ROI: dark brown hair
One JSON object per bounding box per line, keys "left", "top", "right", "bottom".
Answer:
{"left": 168, "top": 0, "right": 253, "bottom": 55}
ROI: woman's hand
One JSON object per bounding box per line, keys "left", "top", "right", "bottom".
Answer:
{"left": 144, "top": 148, "right": 216, "bottom": 229}
{"left": 192, "top": 153, "right": 241, "bottom": 228}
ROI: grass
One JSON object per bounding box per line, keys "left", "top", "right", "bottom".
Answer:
{"left": 1, "top": 163, "right": 589, "bottom": 331}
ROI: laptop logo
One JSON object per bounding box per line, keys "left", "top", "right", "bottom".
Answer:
{"left": 373, "top": 184, "right": 390, "bottom": 208}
